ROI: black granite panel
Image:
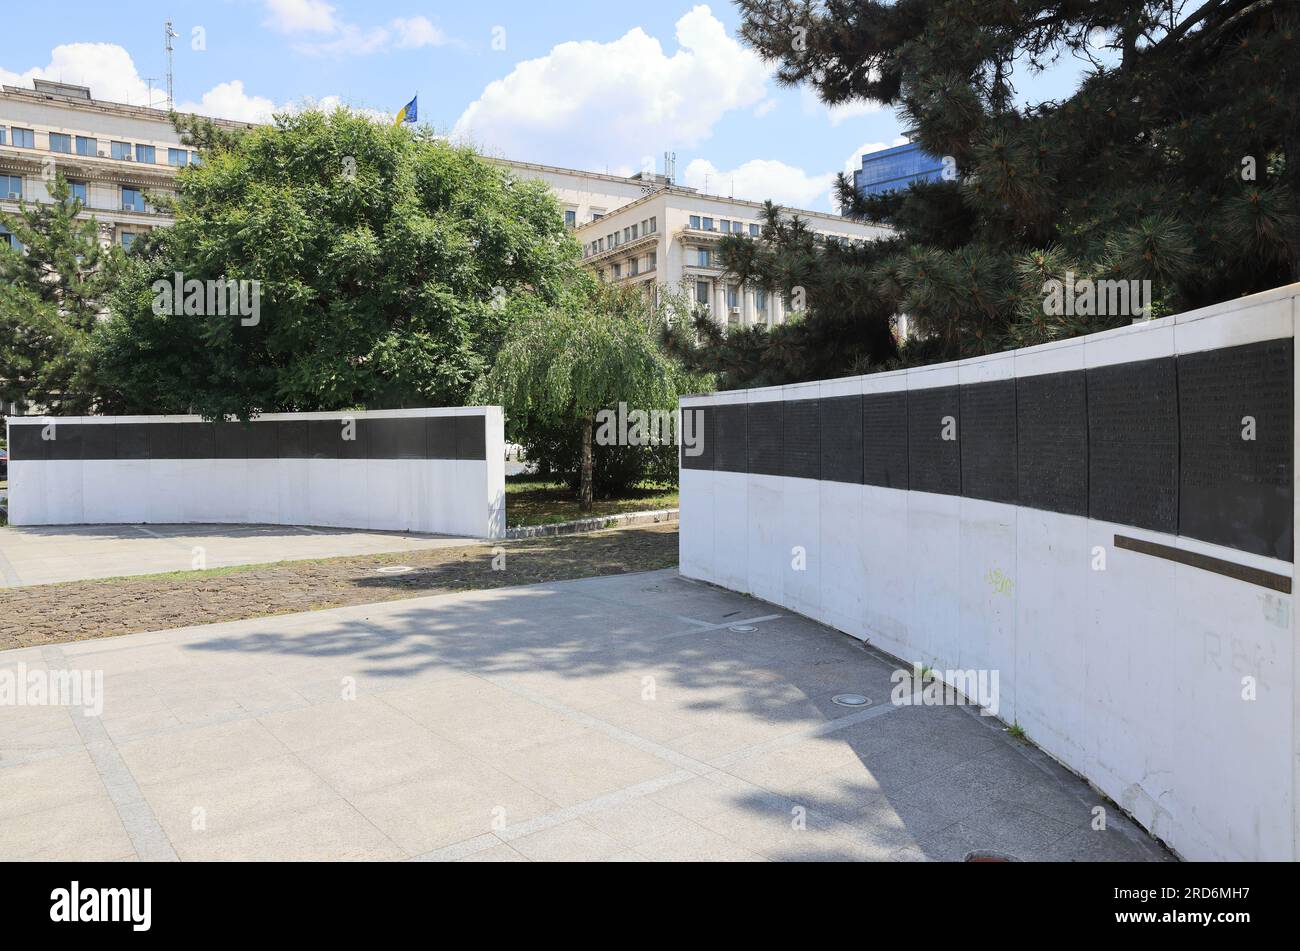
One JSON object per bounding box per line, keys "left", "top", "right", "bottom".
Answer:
{"left": 713, "top": 404, "right": 748, "bottom": 473}
{"left": 907, "top": 386, "right": 960, "bottom": 495}
{"left": 426, "top": 417, "right": 457, "bottom": 460}
{"left": 960, "top": 380, "right": 1018, "bottom": 504}
{"left": 680, "top": 406, "right": 714, "bottom": 470}
{"left": 783, "top": 400, "right": 821, "bottom": 480}
{"left": 455, "top": 415, "right": 487, "bottom": 461}
{"left": 277, "top": 421, "right": 310, "bottom": 459}
{"left": 1016, "top": 371, "right": 1088, "bottom": 516}
{"left": 863, "top": 391, "right": 909, "bottom": 489}
{"left": 1087, "top": 357, "right": 1179, "bottom": 533}
{"left": 747, "top": 401, "right": 784, "bottom": 476}
{"left": 820, "top": 396, "right": 863, "bottom": 485}
{"left": 1178, "top": 339, "right": 1293, "bottom": 560}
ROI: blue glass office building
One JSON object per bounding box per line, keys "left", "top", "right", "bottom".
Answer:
{"left": 851, "top": 143, "right": 945, "bottom": 200}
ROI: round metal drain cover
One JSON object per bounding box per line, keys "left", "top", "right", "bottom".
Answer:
{"left": 376, "top": 566, "right": 415, "bottom": 575}
{"left": 728, "top": 624, "right": 759, "bottom": 633}
{"left": 832, "top": 694, "right": 871, "bottom": 707}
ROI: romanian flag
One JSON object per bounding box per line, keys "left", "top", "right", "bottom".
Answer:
{"left": 393, "top": 96, "right": 418, "bottom": 127}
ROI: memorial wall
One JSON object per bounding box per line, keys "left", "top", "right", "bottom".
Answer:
{"left": 679, "top": 283, "right": 1299, "bottom": 861}
{"left": 5, "top": 407, "right": 506, "bottom": 538}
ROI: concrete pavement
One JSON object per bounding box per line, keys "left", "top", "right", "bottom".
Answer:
{"left": 0, "top": 570, "right": 1171, "bottom": 861}
{"left": 0, "top": 523, "right": 475, "bottom": 588}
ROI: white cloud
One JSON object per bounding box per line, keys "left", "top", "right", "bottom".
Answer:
{"left": 453, "top": 5, "right": 768, "bottom": 169}
{"left": 176, "top": 81, "right": 280, "bottom": 124}
{"left": 753, "top": 98, "right": 778, "bottom": 118}
{"left": 0, "top": 43, "right": 383, "bottom": 124}
{"left": 683, "top": 156, "right": 836, "bottom": 210}
{"left": 263, "top": 2, "right": 449, "bottom": 56}
{"left": 263, "top": 0, "right": 339, "bottom": 34}
{"left": 393, "top": 16, "right": 446, "bottom": 49}
{"left": 0, "top": 43, "right": 156, "bottom": 108}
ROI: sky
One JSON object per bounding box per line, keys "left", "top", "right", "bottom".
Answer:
{"left": 0, "top": 0, "right": 1098, "bottom": 213}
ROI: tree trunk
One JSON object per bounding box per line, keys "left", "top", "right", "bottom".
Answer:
{"left": 579, "top": 415, "right": 595, "bottom": 512}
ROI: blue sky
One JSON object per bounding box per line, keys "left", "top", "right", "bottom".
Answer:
{"left": 0, "top": 0, "right": 1096, "bottom": 212}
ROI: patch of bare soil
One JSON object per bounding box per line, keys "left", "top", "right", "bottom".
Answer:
{"left": 2, "top": 524, "right": 679, "bottom": 650}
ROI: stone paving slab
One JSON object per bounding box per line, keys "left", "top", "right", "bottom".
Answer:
{"left": 0, "top": 523, "right": 475, "bottom": 588}
{"left": 0, "top": 569, "right": 1174, "bottom": 862}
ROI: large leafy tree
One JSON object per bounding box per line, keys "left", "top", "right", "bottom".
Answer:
{"left": 0, "top": 175, "right": 116, "bottom": 414}
{"left": 670, "top": 0, "right": 1296, "bottom": 384}
{"left": 477, "top": 278, "right": 700, "bottom": 511}
{"left": 96, "top": 108, "right": 579, "bottom": 418}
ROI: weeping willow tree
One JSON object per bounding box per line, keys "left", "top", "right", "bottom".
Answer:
{"left": 477, "top": 277, "right": 700, "bottom": 510}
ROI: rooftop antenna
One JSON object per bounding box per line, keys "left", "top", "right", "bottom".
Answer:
{"left": 664, "top": 151, "right": 676, "bottom": 186}
{"left": 142, "top": 77, "right": 159, "bottom": 109}
{"left": 165, "top": 21, "right": 177, "bottom": 109}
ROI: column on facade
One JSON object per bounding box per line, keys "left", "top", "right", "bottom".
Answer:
{"left": 715, "top": 279, "right": 727, "bottom": 327}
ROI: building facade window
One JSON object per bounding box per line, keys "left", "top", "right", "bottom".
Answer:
{"left": 756, "top": 288, "right": 768, "bottom": 312}
{"left": 649, "top": 216, "right": 657, "bottom": 233}
{"left": 613, "top": 262, "right": 621, "bottom": 278}
{"left": 168, "top": 148, "right": 189, "bottom": 167}
{"left": 68, "top": 180, "right": 88, "bottom": 204}
{"left": 696, "top": 281, "right": 710, "bottom": 306}
{"left": 564, "top": 209, "right": 577, "bottom": 228}
{"left": 852, "top": 142, "right": 945, "bottom": 198}
{"left": 191, "top": 151, "right": 201, "bottom": 166}
{"left": 120, "top": 231, "right": 139, "bottom": 250}
{"left": 75, "top": 136, "right": 97, "bottom": 156}
{"left": 750, "top": 223, "right": 761, "bottom": 237}
{"left": 136, "top": 144, "right": 156, "bottom": 164}
{"left": 647, "top": 251, "right": 656, "bottom": 269}
{"left": 12, "top": 128, "right": 35, "bottom": 148}
{"left": 0, "top": 225, "right": 20, "bottom": 250}
{"left": 689, "top": 215, "right": 700, "bottom": 229}
{"left": 121, "top": 186, "right": 145, "bottom": 212}
{"left": 629, "top": 258, "right": 639, "bottom": 276}
{"left": 111, "top": 140, "right": 132, "bottom": 160}
{"left": 0, "top": 128, "right": 6, "bottom": 146}
{"left": 696, "top": 248, "right": 711, "bottom": 267}
{"left": 2, "top": 174, "right": 23, "bottom": 199}
{"left": 701, "top": 217, "right": 713, "bottom": 231}
{"left": 48, "top": 132, "right": 71, "bottom": 153}
{"left": 727, "top": 285, "right": 739, "bottom": 309}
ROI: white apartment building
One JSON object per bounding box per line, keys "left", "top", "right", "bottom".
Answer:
{"left": 495, "top": 157, "right": 892, "bottom": 326}
{"left": 0, "top": 80, "right": 253, "bottom": 251}
{"left": 2, "top": 81, "right": 888, "bottom": 329}
{"left": 572, "top": 187, "right": 890, "bottom": 326}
